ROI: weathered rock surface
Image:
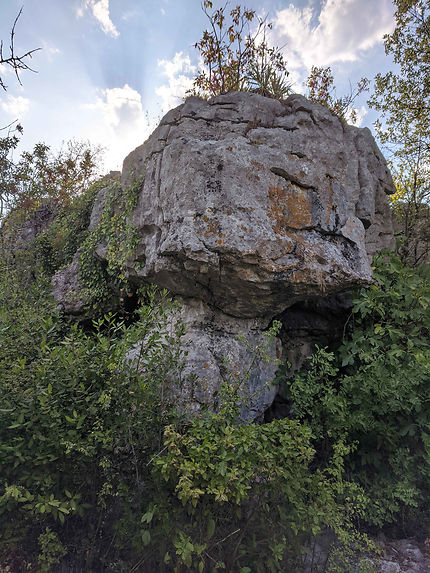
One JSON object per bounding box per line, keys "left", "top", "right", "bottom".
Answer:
{"left": 53, "top": 92, "right": 395, "bottom": 418}
{"left": 51, "top": 250, "right": 87, "bottom": 315}
{"left": 175, "top": 297, "right": 281, "bottom": 420}
{"left": 1, "top": 200, "right": 57, "bottom": 250}
{"left": 120, "top": 92, "right": 395, "bottom": 319}
{"left": 376, "top": 539, "right": 430, "bottom": 573}
{"left": 302, "top": 536, "right": 430, "bottom": 573}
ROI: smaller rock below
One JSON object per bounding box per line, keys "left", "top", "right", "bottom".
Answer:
{"left": 406, "top": 547, "right": 424, "bottom": 562}
{"left": 377, "top": 538, "right": 430, "bottom": 573}
{"left": 379, "top": 561, "right": 401, "bottom": 573}
{"left": 51, "top": 250, "right": 87, "bottom": 314}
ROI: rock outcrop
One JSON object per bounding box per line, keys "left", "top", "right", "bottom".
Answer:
{"left": 53, "top": 92, "right": 395, "bottom": 418}
{"left": 121, "top": 92, "right": 394, "bottom": 317}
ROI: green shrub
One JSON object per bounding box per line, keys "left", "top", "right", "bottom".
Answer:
{"left": 33, "top": 178, "right": 103, "bottom": 274}
{"left": 0, "top": 279, "right": 184, "bottom": 569}
{"left": 133, "top": 325, "right": 372, "bottom": 573}
{"left": 285, "top": 252, "right": 430, "bottom": 532}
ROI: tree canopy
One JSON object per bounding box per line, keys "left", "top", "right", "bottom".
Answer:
{"left": 369, "top": 0, "right": 430, "bottom": 264}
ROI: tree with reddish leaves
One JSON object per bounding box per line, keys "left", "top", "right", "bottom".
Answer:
{"left": 0, "top": 140, "right": 103, "bottom": 222}
{"left": 192, "top": 1, "right": 292, "bottom": 99}
{"left": 306, "top": 65, "right": 369, "bottom": 124}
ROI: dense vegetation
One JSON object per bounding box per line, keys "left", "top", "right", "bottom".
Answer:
{"left": 1, "top": 185, "right": 429, "bottom": 571}
{"left": 0, "top": 0, "right": 429, "bottom": 571}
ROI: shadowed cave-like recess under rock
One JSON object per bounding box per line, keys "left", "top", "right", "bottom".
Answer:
{"left": 52, "top": 92, "right": 395, "bottom": 420}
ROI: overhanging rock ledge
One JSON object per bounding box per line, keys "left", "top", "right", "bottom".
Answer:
{"left": 53, "top": 92, "right": 395, "bottom": 419}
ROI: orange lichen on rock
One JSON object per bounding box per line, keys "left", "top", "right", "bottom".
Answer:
{"left": 250, "top": 160, "right": 264, "bottom": 170}
{"left": 217, "top": 232, "right": 226, "bottom": 246}
{"left": 202, "top": 217, "right": 219, "bottom": 238}
{"left": 268, "top": 184, "right": 312, "bottom": 234}
{"left": 246, "top": 171, "right": 260, "bottom": 183}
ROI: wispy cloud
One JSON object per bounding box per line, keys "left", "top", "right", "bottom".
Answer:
{"left": 156, "top": 52, "right": 196, "bottom": 113}
{"left": 41, "top": 41, "right": 61, "bottom": 61}
{"left": 86, "top": 84, "right": 154, "bottom": 169}
{"left": 80, "top": 0, "right": 119, "bottom": 38}
{"left": 272, "top": 0, "right": 395, "bottom": 72}
{"left": 91, "top": 84, "right": 143, "bottom": 128}
{"left": 1, "top": 95, "right": 31, "bottom": 118}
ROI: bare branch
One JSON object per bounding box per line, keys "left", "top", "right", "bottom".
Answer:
{"left": 0, "top": 7, "right": 41, "bottom": 91}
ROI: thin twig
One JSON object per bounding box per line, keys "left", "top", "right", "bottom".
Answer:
{"left": 0, "top": 7, "right": 41, "bottom": 91}
{"left": 146, "top": 444, "right": 168, "bottom": 466}
{"left": 213, "top": 527, "right": 240, "bottom": 546}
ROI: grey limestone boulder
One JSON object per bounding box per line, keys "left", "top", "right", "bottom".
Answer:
{"left": 53, "top": 92, "right": 395, "bottom": 418}
{"left": 51, "top": 250, "right": 87, "bottom": 315}
{"left": 120, "top": 92, "right": 394, "bottom": 320}
{"left": 175, "top": 296, "right": 281, "bottom": 420}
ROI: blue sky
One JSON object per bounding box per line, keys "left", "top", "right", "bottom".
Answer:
{"left": 0, "top": 0, "right": 396, "bottom": 171}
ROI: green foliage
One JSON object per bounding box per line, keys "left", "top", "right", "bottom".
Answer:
{"left": 134, "top": 348, "right": 372, "bottom": 572}
{"left": 0, "top": 128, "right": 22, "bottom": 218}
{"left": 0, "top": 137, "right": 102, "bottom": 224}
{"left": 192, "top": 1, "right": 292, "bottom": 99}
{"left": 370, "top": 0, "right": 429, "bottom": 157}
{"left": 3, "top": 244, "right": 423, "bottom": 570}
{"left": 79, "top": 176, "right": 142, "bottom": 309}
{"left": 37, "top": 528, "right": 66, "bottom": 573}
{"left": 285, "top": 252, "right": 430, "bottom": 531}
{"left": 369, "top": 0, "right": 430, "bottom": 264}
{"left": 306, "top": 65, "right": 369, "bottom": 124}
{"left": 0, "top": 276, "right": 184, "bottom": 569}
{"left": 32, "top": 178, "right": 104, "bottom": 275}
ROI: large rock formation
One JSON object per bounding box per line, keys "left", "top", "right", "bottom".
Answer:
{"left": 53, "top": 92, "right": 395, "bottom": 418}
{"left": 120, "top": 92, "right": 394, "bottom": 316}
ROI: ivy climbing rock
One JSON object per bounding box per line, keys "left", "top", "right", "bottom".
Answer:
{"left": 52, "top": 92, "right": 395, "bottom": 419}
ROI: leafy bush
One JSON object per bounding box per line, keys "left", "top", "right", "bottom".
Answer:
{"left": 0, "top": 138, "right": 102, "bottom": 224}
{"left": 146, "top": 411, "right": 368, "bottom": 572}
{"left": 33, "top": 178, "right": 104, "bottom": 275}
{"left": 0, "top": 278, "right": 184, "bottom": 570}
{"left": 285, "top": 252, "right": 430, "bottom": 533}
{"left": 78, "top": 175, "right": 142, "bottom": 310}
{"left": 125, "top": 326, "right": 374, "bottom": 572}
{"left": 192, "top": 1, "right": 292, "bottom": 99}
{"left": 0, "top": 261, "right": 373, "bottom": 571}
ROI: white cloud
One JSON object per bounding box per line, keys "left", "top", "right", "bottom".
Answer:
{"left": 1, "top": 95, "right": 31, "bottom": 117}
{"left": 41, "top": 41, "right": 61, "bottom": 61}
{"left": 272, "top": 0, "right": 395, "bottom": 72}
{"left": 91, "top": 84, "right": 143, "bottom": 128}
{"left": 156, "top": 52, "right": 196, "bottom": 113}
{"left": 83, "top": 0, "right": 119, "bottom": 38}
{"left": 0, "top": 62, "right": 16, "bottom": 80}
{"left": 85, "top": 84, "right": 155, "bottom": 169}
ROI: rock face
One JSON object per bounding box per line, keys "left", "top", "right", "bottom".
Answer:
{"left": 1, "top": 201, "right": 57, "bottom": 250}
{"left": 121, "top": 92, "right": 394, "bottom": 320}
{"left": 175, "top": 297, "right": 281, "bottom": 420}
{"left": 51, "top": 250, "right": 87, "bottom": 315}
{"left": 377, "top": 539, "right": 430, "bottom": 573}
{"left": 54, "top": 92, "right": 395, "bottom": 418}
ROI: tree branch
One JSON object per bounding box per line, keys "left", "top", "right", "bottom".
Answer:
{"left": 0, "top": 7, "right": 41, "bottom": 91}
